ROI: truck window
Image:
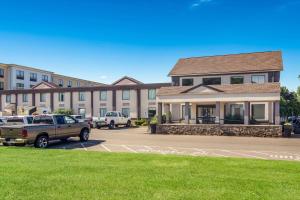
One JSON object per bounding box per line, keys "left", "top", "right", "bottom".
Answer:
{"left": 6, "top": 118, "right": 24, "bottom": 125}
{"left": 27, "top": 117, "right": 33, "bottom": 124}
{"left": 33, "top": 116, "right": 54, "bottom": 124}
{"left": 55, "top": 116, "right": 66, "bottom": 125}
{"left": 65, "top": 116, "right": 76, "bottom": 124}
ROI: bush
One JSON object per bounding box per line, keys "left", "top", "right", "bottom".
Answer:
{"left": 54, "top": 109, "right": 73, "bottom": 115}
{"left": 135, "top": 118, "right": 147, "bottom": 126}
{"left": 150, "top": 116, "right": 158, "bottom": 125}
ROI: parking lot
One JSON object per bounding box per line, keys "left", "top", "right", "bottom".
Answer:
{"left": 46, "top": 127, "right": 300, "bottom": 161}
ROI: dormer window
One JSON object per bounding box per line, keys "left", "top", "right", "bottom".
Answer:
{"left": 203, "top": 77, "right": 221, "bottom": 85}
{"left": 182, "top": 78, "right": 194, "bottom": 86}
{"left": 231, "top": 76, "right": 244, "bottom": 84}
{"left": 251, "top": 75, "right": 265, "bottom": 84}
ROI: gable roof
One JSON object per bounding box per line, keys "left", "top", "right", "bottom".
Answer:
{"left": 112, "top": 76, "right": 143, "bottom": 85}
{"left": 157, "top": 83, "right": 280, "bottom": 96}
{"left": 32, "top": 81, "right": 59, "bottom": 89}
{"left": 169, "top": 51, "right": 283, "bottom": 76}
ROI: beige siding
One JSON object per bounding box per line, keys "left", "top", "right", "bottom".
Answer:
{"left": 116, "top": 89, "right": 138, "bottom": 118}
{"left": 36, "top": 93, "right": 51, "bottom": 113}
{"left": 72, "top": 91, "right": 92, "bottom": 118}
{"left": 17, "top": 93, "right": 33, "bottom": 107}
{"left": 93, "top": 90, "right": 113, "bottom": 117}
{"left": 53, "top": 92, "right": 71, "bottom": 111}
{"left": 140, "top": 89, "right": 157, "bottom": 118}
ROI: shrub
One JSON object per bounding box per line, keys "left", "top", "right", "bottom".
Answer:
{"left": 54, "top": 109, "right": 73, "bottom": 115}
{"left": 135, "top": 118, "right": 147, "bottom": 126}
{"left": 150, "top": 116, "right": 158, "bottom": 125}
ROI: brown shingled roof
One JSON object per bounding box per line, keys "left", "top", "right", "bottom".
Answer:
{"left": 169, "top": 51, "right": 283, "bottom": 76}
{"left": 157, "top": 83, "right": 280, "bottom": 96}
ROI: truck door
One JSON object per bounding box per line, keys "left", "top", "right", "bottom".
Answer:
{"left": 64, "top": 116, "right": 81, "bottom": 136}
{"left": 54, "top": 115, "right": 70, "bottom": 138}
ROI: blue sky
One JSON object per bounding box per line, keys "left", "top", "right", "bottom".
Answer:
{"left": 0, "top": 0, "right": 299, "bottom": 90}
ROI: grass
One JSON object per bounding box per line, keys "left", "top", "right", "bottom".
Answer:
{"left": 0, "top": 148, "right": 300, "bottom": 200}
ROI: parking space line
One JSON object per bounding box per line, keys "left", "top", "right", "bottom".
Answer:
{"left": 101, "top": 144, "right": 111, "bottom": 152}
{"left": 220, "top": 150, "right": 266, "bottom": 159}
{"left": 122, "top": 145, "right": 137, "bottom": 153}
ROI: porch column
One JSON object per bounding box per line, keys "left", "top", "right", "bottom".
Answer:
{"left": 165, "top": 103, "right": 171, "bottom": 123}
{"left": 184, "top": 102, "right": 189, "bottom": 124}
{"left": 268, "top": 102, "right": 274, "bottom": 124}
{"left": 216, "top": 102, "right": 220, "bottom": 124}
{"left": 274, "top": 101, "right": 280, "bottom": 125}
{"left": 244, "top": 101, "right": 250, "bottom": 125}
{"left": 158, "top": 102, "right": 162, "bottom": 124}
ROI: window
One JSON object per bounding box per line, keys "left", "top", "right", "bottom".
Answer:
{"left": 106, "top": 112, "right": 118, "bottom": 117}
{"left": 231, "top": 76, "right": 244, "bottom": 84}
{"left": 203, "top": 77, "right": 221, "bottom": 85}
{"left": 22, "top": 94, "right": 28, "bottom": 102}
{"left": 16, "top": 70, "right": 24, "bottom": 80}
{"left": 58, "top": 93, "right": 64, "bottom": 102}
{"left": 68, "top": 80, "right": 72, "bottom": 87}
{"left": 251, "top": 104, "right": 266, "bottom": 120}
{"left": 122, "top": 108, "right": 130, "bottom": 117}
{"left": 0, "top": 68, "right": 4, "bottom": 77}
{"left": 16, "top": 83, "right": 24, "bottom": 89}
{"left": 122, "top": 90, "right": 130, "bottom": 100}
{"left": 58, "top": 79, "right": 64, "bottom": 87}
{"left": 26, "top": 117, "right": 33, "bottom": 124}
{"left": 64, "top": 116, "right": 75, "bottom": 124}
{"left": 100, "top": 90, "right": 107, "bottom": 101}
{"left": 148, "top": 107, "right": 156, "bottom": 118}
{"left": 40, "top": 93, "right": 46, "bottom": 102}
{"left": 0, "top": 81, "right": 4, "bottom": 90}
{"left": 182, "top": 78, "right": 194, "bottom": 86}
{"left": 55, "top": 115, "right": 66, "bottom": 124}
{"left": 148, "top": 89, "right": 156, "bottom": 100}
{"left": 42, "top": 75, "right": 48, "bottom": 82}
{"left": 99, "top": 108, "right": 107, "bottom": 117}
{"left": 6, "top": 95, "right": 11, "bottom": 103}
{"left": 33, "top": 115, "right": 54, "bottom": 124}
{"left": 182, "top": 105, "right": 191, "bottom": 119}
{"left": 30, "top": 73, "right": 37, "bottom": 82}
{"left": 78, "top": 108, "right": 86, "bottom": 118}
{"left": 77, "top": 81, "right": 80, "bottom": 87}
{"left": 79, "top": 92, "right": 85, "bottom": 101}
{"left": 251, "top": 75, "right": 265, "bottom": 84}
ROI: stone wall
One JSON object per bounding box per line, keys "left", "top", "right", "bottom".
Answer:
{"left": 156, "top": 124, "right": 282, "bottom": 137}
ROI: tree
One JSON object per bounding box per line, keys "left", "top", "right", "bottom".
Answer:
{"left": 53, "top": 109, "right": 73, "bottom": 115}
{"left": 280, "top": 86, "right": 300, "bottom": 118}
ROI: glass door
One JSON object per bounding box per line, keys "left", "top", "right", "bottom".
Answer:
{"left": 197, "top": 105, "right": 216, "bottom": 124}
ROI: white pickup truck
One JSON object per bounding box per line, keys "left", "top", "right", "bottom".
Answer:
{"left": 96, "top": 111, "right": 131, "bottom": 129}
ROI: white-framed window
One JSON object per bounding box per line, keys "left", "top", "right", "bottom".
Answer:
{"left": 79, "top": 92, "right": 85, "bottom": 101}
{"left": 77, "top": 81, "right": 80, "bottom": 87}
{"left": 40, "top": 93, "right": 47, "bottom": 102}
{"left": 58, "top": 93, "right": 64, "bottom": 102}
{"left": 16, "top": 70, "right": 24, "bottom": 79}
{"left": 251, "top": 103, "right": 266, "bottom": 121}
{"left": 0, "top": 68, "right": 4, "bottom": 77}
{"left": 58, "top": 79, "right": 64, "bottom": 87}
{"left": 122, "top": 90, "right": 130, "bottom": 100}
{"left": 122, "top": 108, "right": 130, "bottom": 117}
{"left": 182, "top": 78, "right": 194, "bottom": 86}
{"left": 68, "top": 80, "right": 72, "bottom": 87}
{"left": 30, "top": 73, "right": 37, "bottom": 82}
{"left": 148, "top": 89, "right": 156, "bottom": 100}
{"left": 251, "top": 75, "right": 265, "bottom": 84}
{"left": 22, "top": 94, "right": 28, "bottom": 102}
{"left": 100, "top": 90, "right": 107, "bottom": 101}
{"left": 42, "top": 75, "right": 48, "bottom": 82}
{"left": 16, "top": 83, "right": 24, "bottom": 89}
{"left": 99, "top": 108, "right": 107, "bottom": 117}
{"left": 230, "top": 76, "right": 244, "bottom": 84}
{"left": 6, "top": 95, "right": 11, "bottom": 103}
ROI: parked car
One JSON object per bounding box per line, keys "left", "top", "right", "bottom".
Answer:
{"left": 0, "top": 114, "right": 90, "bottom": 148}
{"left": 96, "top": 111, "right": 131, "bottom": 129}
{"left": 71, "top": 115, "right": 94, "bottom": 128}
{"left": 5, "top": 116, "right": 34, "bottom": 126}
{"left": 293, "top": 118, "right": 300, "bottom": 134}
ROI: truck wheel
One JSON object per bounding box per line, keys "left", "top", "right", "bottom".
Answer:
{"left": 109, "top": 121, "right": 115, "bottom": 129}
{"left": 34, "top": 135, "right": 49, "bottom": 148}
{"left": 80, "top": 129, "right": 89, "bottom": 142}
{"left": 126, "top": 120, "right": 131, "bottom": 127}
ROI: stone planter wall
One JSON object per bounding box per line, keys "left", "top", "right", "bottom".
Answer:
{"left": 156, "top": 124, "right": 282, "bottom": 137}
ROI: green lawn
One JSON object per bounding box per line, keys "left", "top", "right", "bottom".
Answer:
{"left": 0, "top": 148, "right": 300, "bottom": 200}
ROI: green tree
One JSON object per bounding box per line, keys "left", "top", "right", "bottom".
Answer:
{"left": 54, "top": 108, "right": 73, "bottom": 115}
{"left": 280, "top": 86, "right": 300, "bottom": 118}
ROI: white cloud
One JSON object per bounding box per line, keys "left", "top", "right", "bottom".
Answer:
{"left": 191, "top": 0, "right": 213, "bottom": 8}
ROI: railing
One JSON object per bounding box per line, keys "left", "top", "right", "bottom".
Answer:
{"left": 197, "top": 117, "right": 217, "bottom": 124}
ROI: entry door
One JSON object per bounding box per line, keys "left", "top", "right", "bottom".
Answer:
{"left": 197, "top": 105, "right": 216, "bottom": 124}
